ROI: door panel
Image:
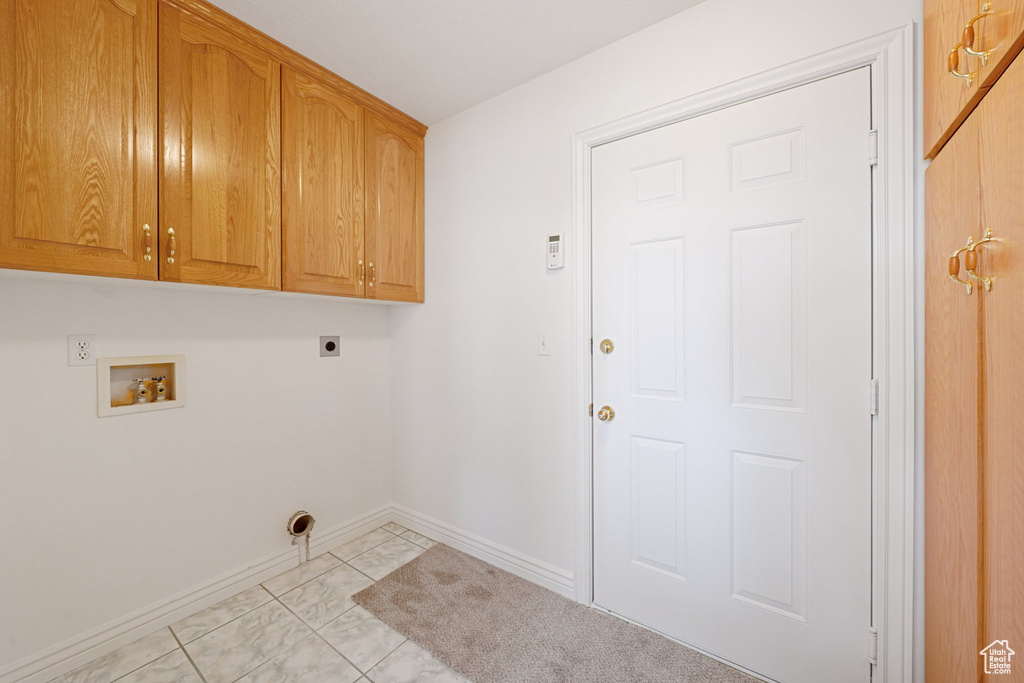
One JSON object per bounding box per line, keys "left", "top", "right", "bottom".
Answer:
{"left": 924, "top": 94, "right": 983, "bottom": 683}
{"left": 925, "top": 0, "right": 987, "bottom": 158}
{"left": 364, "top": 110, "right": 424, "bottom": 302}
{"left": 0, "top": 0, "right": 157, "bottom": 279}
{"left": 282, "top": 67, "right": 364, "bottom": 297}
{"left": 159, "top": 3, "right": 281, "bottom": 289}
{"left": 593, "top": 69, "right": 872, "bottom": 683}
{"left": 976, "top": 54, "right": 1024, "bottom": 676}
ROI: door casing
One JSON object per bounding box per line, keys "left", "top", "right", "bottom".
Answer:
{"left": 569, "top": 25, "right": 916, "bottom": 683}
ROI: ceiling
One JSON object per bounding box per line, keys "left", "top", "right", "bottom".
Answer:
{"left": 208, "top": 0, "right": 705, "bottom": 125}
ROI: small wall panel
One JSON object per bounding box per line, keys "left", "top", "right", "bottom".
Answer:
{"left": 631, "top": 436, "right": 687, "bottom": 580}
{"left": 629, "top": 238, "right": 685, "bottom": 401}
{"left": 731, "top": 220, "right": 806, "bottom": 412}
{"left": 628, "top": 157, "right": 684, "bottom": 211}
{"left": 730, "top": 127, "right": 805, "bottom": 193}
{"left": 731, "top": 450, "right": 807, "bottom": 620}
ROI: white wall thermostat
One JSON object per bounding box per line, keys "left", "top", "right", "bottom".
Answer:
{"left": 546, "top": 233, "right": 565, "bottom": 270}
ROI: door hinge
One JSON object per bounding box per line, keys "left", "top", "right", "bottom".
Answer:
{"left": 868, "top": 130, "right": 879, "bottom": 166}
{"left": 869, "top": 378, "right": 879, "bottom": 416}
{"left": 868, "top": 626, "right": 878, "bottom": 666}
{"left": 590, "top": 338, "right": 593, "bottom": 354}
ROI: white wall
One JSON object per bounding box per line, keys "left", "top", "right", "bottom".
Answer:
{"left": 391, "top": 0, "right": 924, "bottom": 674}
{"left": 0, "top": 275, "right": 392, "bottom": 669}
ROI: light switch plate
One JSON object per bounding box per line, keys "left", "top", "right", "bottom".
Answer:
{"left": 68, "top": 334, "right": 96, "bottom": 366}
{"left": 320, "top": 336, "right": 340, "bottom": 357}
{"left": 538, "top": 334, "right": 551, "bottom": 356}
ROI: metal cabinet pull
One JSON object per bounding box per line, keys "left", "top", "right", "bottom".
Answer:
{"left": 964, "top": 2, "right": 995, "bottom": 65}
{"left": 142, "top": 224, "right": 153, "bottom": 262}
{"left": 966, "top": 227, "right": 998, "bottom": 291}
{"left": 949, "top": 237, "right": 975, "bottom": 295}
{"left": 368, "top": 262, "right": 375, "bottom": 288}
{"left": 948, "top": 43, "right": 975, "bottom": 86}
{"left": 166, "top": 228, "right": 176, "bottom": 265}
{"left": 359, "top": 259, "right": 365, "bottom": 286}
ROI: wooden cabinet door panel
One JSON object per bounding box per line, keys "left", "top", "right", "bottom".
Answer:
{"left": 0, "top": 0, "right": 157, "bottom": 279}
{"left": 977, "top": 52, "right": 1024, "bottom": 668}
{"left": 282, "top": 67, "right": 364, "bottom": 297}
{"left": 925, "top": 0, "right": 988, "bottom": 158}
{"left": 924, "top": 109, "right": 983, "bottom": 683}
{"left": 364, "top": 110, "right": 424, "bottom": 302}
{"left": 976, "top": 0, "right": 1024, "bottom": 91}
{"left": 159, "top": 2, "right": 281, "bottom": 289}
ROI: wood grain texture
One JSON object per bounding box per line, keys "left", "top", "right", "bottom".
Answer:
{"left": 925, "top": 109, "right": 984, "bottom": 683}
{"left": 282, "top": 67, "right": 365, "bottom": 298}
{"left": 925, "top": 0, "right": 989, "bottom": 158}
{"left": 160, "top": 0, "right": 426, "bottom": 138}
{"left": 364, "top": 109, "right": 424, "bottom": 303}
{"left": 159, "top": 1, "right": 281, "bottom": 290}
{"left": 0, "top": 0, "right": 158, "bottom": 279}
{"left": 977, "top": 54, "right": 1024, "bottom": 675}
{"left": 976, "top": 0, "right": 1024, "bottom": 92}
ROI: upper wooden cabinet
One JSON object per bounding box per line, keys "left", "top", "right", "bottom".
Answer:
{"left": 0, "top": 0, "right": 425, "bottom": 301}
{"left": 282, "top": 67, "right": 365, "bottom": 298}
{"left": 0, "top": 0, "right": 158, "bottom": 280}
{"left": 364, "top": 111, "right": 425, "bottom": 303}
{"left": 159, "top": 2, "right": 282, "bottom": 290}
{"left": 925, "top": 0, "right": 1024, "bottom": 157}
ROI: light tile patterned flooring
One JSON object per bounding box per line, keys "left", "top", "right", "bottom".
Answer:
{"left": 52, "top": 524, "right": 461, "bottom": 683}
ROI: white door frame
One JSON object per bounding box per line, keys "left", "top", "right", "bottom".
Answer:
{"left": 571, "top": 26, "right": 915, "bottom": 682}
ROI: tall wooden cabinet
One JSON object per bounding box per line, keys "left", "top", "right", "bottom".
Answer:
{"left": 925, "top": 39, "right": 1024, "bottom": 683}
{"left": 160, "top": 2, "right": 282, "bottom": 290}
{"left": 0, "top": 0, "right": 158, "bottom": 280}
{"left": 0, "top": 0, "right": 425, "bottom": 302}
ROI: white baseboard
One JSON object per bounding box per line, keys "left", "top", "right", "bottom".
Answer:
{"left": 1, "top": 505, "right": 392, "bottom": 683}
{"left": 388, "top": 505, "right": 574, "bottom": 598}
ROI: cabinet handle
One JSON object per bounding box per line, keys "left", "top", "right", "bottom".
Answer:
{"left": 142, "top": 224, "right": 153, "bottom": 262}
{"left": 966, "top": 227, "right": 998, "bottom": 291}
{"left": 948, "top": 43, "right": 975, "bottom": 86}
{"left": 963, "top": 2, "right": 995, "bottom": 65}
{"left": 358, "top": 259, "right": 365, "bottom": 286}
{"left": 166, "top": 228, "right": 176, "bottom": 265}
{"left": 368, "top": 262, "right": 375, "bottom": 288}
{"left": 949, "top": 237, "right": 975, "bottom": 295}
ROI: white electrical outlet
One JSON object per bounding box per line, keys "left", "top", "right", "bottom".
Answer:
{"left": 68, "top": 335, "right": 96, "bottom": 367}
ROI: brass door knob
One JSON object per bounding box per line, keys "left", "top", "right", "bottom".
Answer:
{"left": 596, "top": 405, "right": 615, "bottom": 422}
{"left": 599, "top": 339, "right": 614, "bottom": 354}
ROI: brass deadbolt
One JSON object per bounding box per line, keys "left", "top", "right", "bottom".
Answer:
{"left": 600, "top": 339, "right": 614, "bottom": 354}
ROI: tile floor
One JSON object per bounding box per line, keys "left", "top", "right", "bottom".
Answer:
{"left": 52, "top": 524, "right": 462, "bottom": 683}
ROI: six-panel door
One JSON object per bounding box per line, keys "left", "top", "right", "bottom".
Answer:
{"left": 0, "top": 0, "right": 158, "bottom": 280}
{"left": 364, "top": 111, "right": 424, "bottom": 303}
{"left": 282, "top": 67, "right": 365, "bottom": 297}
{"left": 159, "top": 2, "right": 282, "bottom": 290}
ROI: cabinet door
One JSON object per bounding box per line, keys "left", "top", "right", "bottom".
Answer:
{"left": 159, "top": 2, "right": 281, "bottom": 290}
{"left": 0, "top": 0, "right": 157, "bottom": 280}
{"left": 364, "top": 111, "right": 424, "bottom": 302}
{"left": 925, "top": 0, "right": 988, "bottom": 158}
{"left": 282, "top": 67, "right": 364, "bottom": 297}
{"left": 924, "top": 110, "right": 983, "bottom": 682}
{"left": 976, "top": 52, "right": 1024, "bottom": 669}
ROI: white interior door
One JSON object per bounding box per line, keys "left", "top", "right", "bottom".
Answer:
{"left": 592, "top": 68, "right": 873, "bottom": 683}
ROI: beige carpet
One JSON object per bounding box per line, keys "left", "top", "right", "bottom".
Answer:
{"left": 353, "top": 544, "right": 756, "bottom": 683}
